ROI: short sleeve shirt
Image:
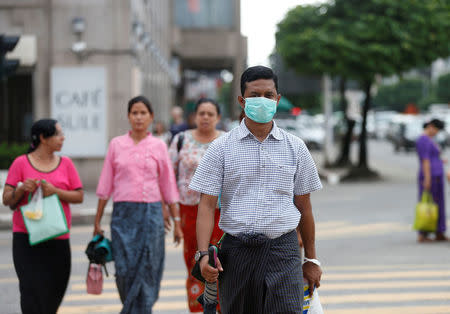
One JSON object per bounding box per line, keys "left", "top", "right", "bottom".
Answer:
{"left": 5, "top": 155, "right": 83, "bottom": 239}
{"left": 189, "top": 119, "right": 322, "bottom": 239}
{"left": 169, "top": 130, "right": 224, "bottom": 205}
{"left": 416, "top": 134, "right": 444, "bottom": 176}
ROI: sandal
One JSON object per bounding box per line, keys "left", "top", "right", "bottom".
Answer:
{"left": 417, "top": 234, "right": 433, "bottom": 243}
{"left": 435, "top": 233, "right": 449, "bottom": 241}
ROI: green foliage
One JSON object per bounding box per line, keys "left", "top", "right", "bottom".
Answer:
{"left": 276, "top": 0, "right": 450, "bottom": 170}
{"left": 217, "top": 81, "right": 232, "bottom": 118}
{"left": 437, "top": 73, "right": 450, "bottom": 103}
{"left": 0, "top": 142, "right": 29, "bottom": 169}
{"left": 283, "top": 92, "right": 322, "bottom": 114}
{"left": 276, "top": 0, "right": 450, "bottom": 84}
{"left": 373, "top": 79, "right": 424, "bottom": 111}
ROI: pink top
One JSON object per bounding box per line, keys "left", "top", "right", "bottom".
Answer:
{"left": 5, "top": 155, "right": 83, "bottom": 239}
{"left": 96, "top": 132, "right": 179, "bottom": 204}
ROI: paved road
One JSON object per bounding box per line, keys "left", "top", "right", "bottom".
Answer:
{"left": 1, "top": 140, "right": 450, "bottom": 313}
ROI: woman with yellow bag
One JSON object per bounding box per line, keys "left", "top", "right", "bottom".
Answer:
{"left": 415, "top": 119, "right": 448, "bottom": 242}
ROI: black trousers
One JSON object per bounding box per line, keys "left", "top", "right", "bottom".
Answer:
{"left": 13, "top": 233, "right": 71, "bottom": 314}
{"left": 218, "top": 230, "right": 303, "bottom": 314}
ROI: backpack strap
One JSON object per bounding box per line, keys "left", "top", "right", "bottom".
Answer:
{"left": 177, "top": 132, "right": 185, "bottom": 153}
{"left": 103, "top": 264, "right": 109, "bottom": 277}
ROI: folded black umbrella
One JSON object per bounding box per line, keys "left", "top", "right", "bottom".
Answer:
{"left": 197, "top": 245, "right": 218, "bottom": 314}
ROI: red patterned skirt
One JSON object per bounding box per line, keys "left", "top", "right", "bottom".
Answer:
{"left": 180, "top": 203, "right": 223, "bottom": 312}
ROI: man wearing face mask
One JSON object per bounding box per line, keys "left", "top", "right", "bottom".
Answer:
{"left": 189, "top": 65, "right": 322, "bottom": 313}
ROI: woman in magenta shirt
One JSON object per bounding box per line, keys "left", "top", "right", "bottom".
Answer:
{"left": 93, "top": 96, "right": 183, "bottom": 314}
{"left": 2, "top": 119, "right": 83, "bottom": 314}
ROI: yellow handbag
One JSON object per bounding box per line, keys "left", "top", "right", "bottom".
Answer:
{"left": 413, "top": 191, "right": 438, "bottom": 232}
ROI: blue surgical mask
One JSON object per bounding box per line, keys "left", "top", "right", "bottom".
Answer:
{"left": 244, "top": 97, "right": 277, "bottom": 123}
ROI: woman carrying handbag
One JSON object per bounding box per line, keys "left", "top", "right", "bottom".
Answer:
{"left": 93, "top": 96, "right": 183, "bottom": 314}
{"left": 415, "top": 118, "right": 448, "bottom": 242}
{"left": 2, "top": 119, "right": 84, "bottom": 314}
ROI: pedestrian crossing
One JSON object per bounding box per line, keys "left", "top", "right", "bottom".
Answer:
{"left": 316, "top": 220, "right": 410, "bottom": 240}
{"left": 59, "top": 270, "right": 190, "bottom": 313}
{"left": 58, "top": 232, "right": 190, "bottom": 314}
{"left": 319, "top": 264, "right": 450, "bottom": 313}
{"left": 56, "top": 264, "right": 450, "bottom": 314}
{"left": 1, "top": 222, "right": 450, "bottom": 313}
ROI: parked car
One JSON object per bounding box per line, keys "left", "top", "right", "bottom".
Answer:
{"left": 295, "top": 115, "right": 325, "bottom": 150}
{"left": 373, "top": 110, "right": 397, "bottom": 139}
{"left": 387, "top": 115, "right": 447, "bottom": 152}
{"left": 389, "top": 119, "right": 422, "bottom": 152}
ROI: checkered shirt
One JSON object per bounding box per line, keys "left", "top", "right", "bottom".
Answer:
{"left": 189, "top": 119, "right": 322, "bottom": 239}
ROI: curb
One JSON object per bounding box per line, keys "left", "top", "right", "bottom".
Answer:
{"left": 318, "top": 167, "right": 350, "bottom": 185}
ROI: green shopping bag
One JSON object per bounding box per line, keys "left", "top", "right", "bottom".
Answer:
{"left": 20, "top": 185, "right": 69, "bottom": 246}
{"left": 413, "top": 191, "right": 438, "bottom": 232}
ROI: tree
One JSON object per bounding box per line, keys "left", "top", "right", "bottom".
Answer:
{"left": 437, "top": 73, "right": 450, "bottom": 103}
{"left": 374, "top": 79, "right": 425, "bottom": 111}
{"left": 276, "top": 4, "right": 357, "bottom": 167}
{"left": 277, "top": 0, "right": 450, "bottom": 179}
{"left": 217, "top": 81, "right": 232, "bottom": 117}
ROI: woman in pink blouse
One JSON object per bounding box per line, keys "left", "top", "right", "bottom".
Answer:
{"left": 2, "top": 119, "right": 83, "bottom": 314}
{"left": 169, "top": 98, "right": 224, "bottom": 312}
{"left": 93, "top": 96, "right": 183, "bottom": 314}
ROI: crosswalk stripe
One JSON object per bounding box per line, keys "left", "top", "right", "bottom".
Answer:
{"left": 59, "top": 301, "right": 188, "bottom": 313}
{"left": 71, "top": 279, "right": 185, "bottom": 291}
{"left": 324, "top": 269, "right": 450, "bottom": 280}
{"left": 0, "top": 277, "right": 17, "bottom": 284}
{"left": 317, "top": 222, "right": 409, "bottom": 239}
{"left": 320, "top": 279, "right": 450, "bottom": 291}
{"left": 324, "top": 263, "right": 449, "bottom": 271}
{"left": 321, "top": 291, "right": 450, "bottom": 304}
{"left": 64, "top": 288, "right": 186, "bottom": 301}
{"left": 70, "top": 243, "right": 182, "bottom": 253}
{"left": 316, "top": 221, "right": 348, "bottom": 228}
{"left": 325, "top": 305, "right": 450, "bottom": 314}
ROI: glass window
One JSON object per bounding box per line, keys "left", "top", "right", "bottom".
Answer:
{"left": 174, "top": 0, "right": 235, "bottom": 29}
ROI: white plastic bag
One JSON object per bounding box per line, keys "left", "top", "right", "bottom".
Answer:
{"left": 23, "top": 184, "right": 43, "bottom": 220}
{"left": 308, "top": 289, "right": 324, "bottom": 314}
{"left": 303, "top": 281, "right": 324, "bottom": 314}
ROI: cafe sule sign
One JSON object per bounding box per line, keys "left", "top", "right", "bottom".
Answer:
{"left": 51, "top": 67, "right": 107, "bottom": 157}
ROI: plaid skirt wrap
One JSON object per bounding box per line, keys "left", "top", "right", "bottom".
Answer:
{"left": 218, "top": 230, "right": 303, "bottom": 314}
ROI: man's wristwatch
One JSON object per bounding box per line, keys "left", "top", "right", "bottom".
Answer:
{"left": 303, "top": 257, "right": 321, "bottom": 267}
{"left": 194, "top": 250, "right": 208, "bottom": 262}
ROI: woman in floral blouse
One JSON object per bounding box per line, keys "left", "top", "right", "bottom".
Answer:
{"left": 169, "top": 98, "right": 224, "bottom": 312}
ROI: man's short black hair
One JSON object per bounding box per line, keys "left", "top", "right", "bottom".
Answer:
{"left": 240, "top": 65, "right": 278, "bottom": 96}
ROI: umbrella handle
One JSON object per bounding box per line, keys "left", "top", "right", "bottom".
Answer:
{"left": 208, "top": 246, "right": 218, "bottom": 268}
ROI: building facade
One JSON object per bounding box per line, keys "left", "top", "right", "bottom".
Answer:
{"left": 1, "top": 0, "right": 246, "bottom": 187}
{"left": 171, "top": 0, "right": 247, "bottom": 119}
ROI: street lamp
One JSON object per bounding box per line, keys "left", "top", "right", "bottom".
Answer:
{"left": 71, "top": 17, "right": 87, "bottom": 58}
{"left": 71, "top": 17, "right": 86, "bottom": 37}
{"left": 70, "top": 16, "right": 135, "bottom": 61}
